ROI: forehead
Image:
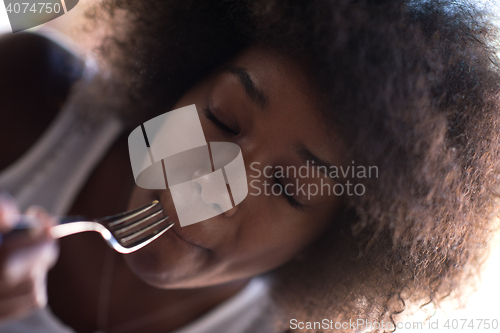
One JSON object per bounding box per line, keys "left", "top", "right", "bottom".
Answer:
{"left": 227, "top": 46, "right": 316, "bottom": 107}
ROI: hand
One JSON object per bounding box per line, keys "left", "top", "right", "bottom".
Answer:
{"left": 0, "top": 193, "right": 59, "bottom": 324}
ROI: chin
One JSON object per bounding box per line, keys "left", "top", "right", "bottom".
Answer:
{"left": 122, "top": 232, "right": 214, "bottom": 289}
{"left": 124, "top": 253, "right": 179, "bottom": 288}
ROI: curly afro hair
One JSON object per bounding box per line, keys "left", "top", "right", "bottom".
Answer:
{"left": 82, "top": 0, "right": 500, "bottom": 331}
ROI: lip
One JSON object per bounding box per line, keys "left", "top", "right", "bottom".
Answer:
{"left": 169, "top": 224, "right": 204, "bottom": 249}
{"left": 155, "top": 194, "right": 211, "bottom": 251}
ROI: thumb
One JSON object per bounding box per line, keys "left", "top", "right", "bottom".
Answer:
{"left": 0, "top": 193, "right": 20, "bottom": 233}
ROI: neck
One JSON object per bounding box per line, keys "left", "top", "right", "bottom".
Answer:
{"left": 102, "top": 250, "right": 250, "bottom": 333}
{"left": 49, "top": 234, "right": 250, "bottom": 333}
{"left": 48, "top": 133, "right": 250, "bottom": 332}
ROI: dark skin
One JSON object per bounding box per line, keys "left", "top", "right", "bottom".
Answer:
{"left": 124, "top": 46, "right": 345, "bottom": 289}
{"left": 1, "top": 45, "right": 345, "bottom": 332}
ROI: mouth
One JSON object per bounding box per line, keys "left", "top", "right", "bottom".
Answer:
{"left": 169, "top": 223, "right": 204, "bottom": 249}
{"left": 155, "top": 193, "right": 212, "bottom": 252}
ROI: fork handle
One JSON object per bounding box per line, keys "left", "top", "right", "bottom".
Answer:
{"left": 0, "top": 216, "right": 102, "bottom": 245}
{"left": 50, "top": 221, "right": 109, "bottom": 239}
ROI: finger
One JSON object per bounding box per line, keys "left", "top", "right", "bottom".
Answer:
{"left": 0, "top": 193, "right": 19, "bottom": 233}
{"left": 22, "top": 207, "right": 59, "bottom": 269}
{"left": 0, "top": 293, "right": 41, "bottom": 323}
{"left": 0, "top": 279, "right": 42, "bottom": 322}
{"left": 0, "top": 225, "right": 55, "bottom": 253}
{"left": 24, "top": 206, "right": 56, "bottom": 239}
{"left": 1, "top": 240, "right": 58, "bottom": 287}
{"left": 25, "top": 206, "right": 57, "bottom": 229}
{"left": 0, "top": 278, "right": 34, "bottom": 298}
{"left": 0, "top": 258, "right": 51, "bottom": 309}
{"left": 0, "top": 206, "right": 57, "bottom": 252}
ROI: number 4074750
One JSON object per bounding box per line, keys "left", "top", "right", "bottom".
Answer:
{"left": 6, "top": 2, "right": 62, "bottom": 14}
{"left": 443, "top": 319, "right": 499, "bottom": 330}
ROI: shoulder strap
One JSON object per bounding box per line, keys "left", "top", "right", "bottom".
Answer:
{"left": 0, "top": 30, "right": 123, "bottom": 215}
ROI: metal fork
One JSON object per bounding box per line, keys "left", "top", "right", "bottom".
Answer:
{"left": 50, "top": 201, "right": 174, "bottom": 254}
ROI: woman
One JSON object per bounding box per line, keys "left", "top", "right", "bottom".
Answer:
{"left": 0, "top": 0, "right": 499, "bottom": 332}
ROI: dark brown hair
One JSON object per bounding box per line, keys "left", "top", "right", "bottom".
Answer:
{"left": 85, "top": 0, "right": 500, "bottom": 331}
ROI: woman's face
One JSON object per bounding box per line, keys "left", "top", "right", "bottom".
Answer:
{"left": 125, "top": 46, "right": 344, "bottom": 288}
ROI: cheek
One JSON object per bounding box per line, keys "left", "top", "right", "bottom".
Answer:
{"left": 124, "top": 185, "right": 338, "bottom": 288}
{"left": 218, "top": 205, "right": 335, "bottom": 279}
{"left": 123, "top": 229, "right": 214, "bottom": 288}
{"left": 124, "top": 187, "right": 215, "bottom": 288}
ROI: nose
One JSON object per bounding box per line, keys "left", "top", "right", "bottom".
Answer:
{"left": 188, "top": 147, "right": 243, "bottom": 219}
{"left": 191, "top": 163, "right": 213, "bottom": 181}
{"left": 191, "top": 170, "right": 233, "bottom": 212}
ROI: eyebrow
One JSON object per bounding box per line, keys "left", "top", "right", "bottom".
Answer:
{"left": 223, "top": 66, "right": 268, "bottom": 109}
{"left": 293, "top": 143, "right": 336, "bottom": 179}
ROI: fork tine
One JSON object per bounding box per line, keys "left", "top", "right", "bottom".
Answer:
{"left": 103, "top": 201, "right": 160, "bottom": 228}
{"left": 113, "top": 210, "right": 165, "bottom": 236}
{"left": 49, "top": 200, "right": 174, "bottom": 254}
{"left": 119, "top": 217, "right": 172, "bottom": 245}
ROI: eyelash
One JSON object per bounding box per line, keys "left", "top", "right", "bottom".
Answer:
{"left": 203, "top": 107, "right": 239, "bottom": 135}
{"left": 274, "top": 176, "right": 305, "bottom": 211}
{"left": 204, "top": 107, "right": 303, "bottom": 210}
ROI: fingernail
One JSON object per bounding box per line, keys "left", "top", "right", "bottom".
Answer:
{"left": 0, "top": 192, "right": 20, "bottom": 228}
{"left": 24, "top": 207, "right": 45, "bottom": 238}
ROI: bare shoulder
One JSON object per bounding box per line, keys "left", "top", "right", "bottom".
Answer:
{"left": 0, "top": 32, "right": 84, "bottom": 171}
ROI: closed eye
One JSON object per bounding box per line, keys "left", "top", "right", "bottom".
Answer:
{"left": 203, "top": 107, "right": 239, "bottom": 135}
{"left": 274, "top": 176, "right": 305, "bottom": 211}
